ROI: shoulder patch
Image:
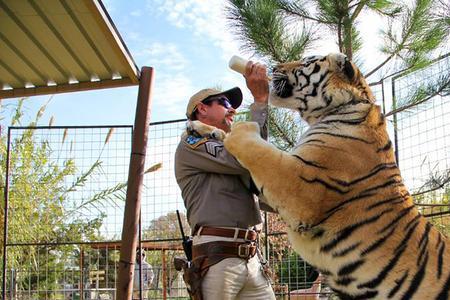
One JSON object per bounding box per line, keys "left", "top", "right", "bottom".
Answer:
{"left": 204, "top": 141, "right": 223, "bottom": 157}
{"left": 184, "top": 135, "right": 207, "bottom": 149}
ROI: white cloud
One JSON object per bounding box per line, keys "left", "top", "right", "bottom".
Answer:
{"left": 148, "top": 0, "right": 242, "bottom": 60}
{"left": 143, "top": 0, "right": 252, "bottom": 105}
{"left": 132, "top": 41, "right": 195, "bottom": 118}
{"left": 135, "top": 42, "right": 190, "bottom": 72}
{"left": 124, "top": 30, "right": 141, "bottom": 42}
{"left": 153, "top": 73, "right": 193, "bottom": 111}
{"left": 130, "top": 10, "right": 142, "bottom": 17}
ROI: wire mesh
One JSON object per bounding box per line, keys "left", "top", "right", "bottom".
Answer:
{"left": 392, "top": 55, "right": 450, "bottom": 236}
{"left": 5, "top": 126, "right": 132, "bottom": 244}
{"left": 4, "top": 243, "right": 188, "bottom": 300}
{"left": 2, "top": 55, "right": 450, "bottom": 299}
{"left": 141, "top": 120, "right": 189, "bottom": 241}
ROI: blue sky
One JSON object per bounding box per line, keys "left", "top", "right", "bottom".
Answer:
{"left": 1, "top": 0, "right": 389, "bottom": 127}
{"left": 2, "top": 0, "right": 259, "bottom": 126}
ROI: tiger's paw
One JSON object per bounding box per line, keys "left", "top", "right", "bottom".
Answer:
{"left": 224, "top": 122, "right": 260, "bottom": 153}
{"left": 230, "top": 121, "right": 260, "bottom": 136}
{"left": 187, "top": 120, "right": 226, "bottom": 141}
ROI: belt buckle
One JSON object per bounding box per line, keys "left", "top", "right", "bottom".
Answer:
{"left": 238, "top": 243, "right": 250, "bottom": 258}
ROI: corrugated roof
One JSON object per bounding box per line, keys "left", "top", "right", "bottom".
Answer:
{"left": 0, "top": 0, "right": 140, "bottom": 99}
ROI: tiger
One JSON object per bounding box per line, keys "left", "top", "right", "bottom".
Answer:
{"left": 190, "top": 53, "right": 450, "bottom": 299}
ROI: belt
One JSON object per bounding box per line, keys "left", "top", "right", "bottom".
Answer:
{"left": 197, "top": 226, "right": 258, "bottom": 241}
{"left": 193, "top": 241, "right": 257, "bottom": 260}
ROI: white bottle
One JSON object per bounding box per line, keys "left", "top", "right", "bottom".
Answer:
{"left": 228, "top": 55, "right": 249, "bottom": 75}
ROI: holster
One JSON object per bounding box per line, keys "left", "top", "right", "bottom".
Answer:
{"left": 174, "top": 256, "right": 207, "bottom": 300}
{"left": 174, "top": 241, "right": 257, "bottom": 300}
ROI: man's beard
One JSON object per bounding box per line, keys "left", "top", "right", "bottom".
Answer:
{"left": 221, "top": 118, "right": 231, "bottom": 132}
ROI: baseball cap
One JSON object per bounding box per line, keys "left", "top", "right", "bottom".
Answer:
{"left": 186, "top": 87, "right": 243, "bottom": 119}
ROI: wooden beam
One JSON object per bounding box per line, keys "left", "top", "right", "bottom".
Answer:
{"left": 90, "top": 241, "right": 182, "bottom": 251}
{"left": 116, "top": 67, "right": 154, "bottom": 300}
{"left": 0, "top": 78, "right": 137, "bottom": 99}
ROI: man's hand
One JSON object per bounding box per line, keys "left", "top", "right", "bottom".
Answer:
{"left": 244, "top": 61, "right": 269, "bottom": 104}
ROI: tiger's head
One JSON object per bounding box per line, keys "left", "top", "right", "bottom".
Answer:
{"left": 270, "top": 53, "right": 375, "bottom": 124}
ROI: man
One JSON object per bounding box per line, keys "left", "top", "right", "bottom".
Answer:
{"left": 174, "top": 61, "right": 276, "bottom": 300}
{"left": 133, "top": 250, "right": 154, "bottom": 300}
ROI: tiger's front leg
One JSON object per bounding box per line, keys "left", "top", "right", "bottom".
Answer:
{"left": 224, "top": 121, "right": 318, "bottom": 229}
{"left": 187, "top": 120, "right": 226, "bottom": 141}
{"left": 223, "top": 121, "right": 271, "bottom": 165}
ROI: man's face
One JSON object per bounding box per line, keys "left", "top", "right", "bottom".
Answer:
{"left": 197, "top": 96, "right": 236, "bottom": 132}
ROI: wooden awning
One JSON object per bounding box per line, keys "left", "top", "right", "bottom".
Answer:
{"left": 0, "top": 0, "right": 140, "bottom": 99}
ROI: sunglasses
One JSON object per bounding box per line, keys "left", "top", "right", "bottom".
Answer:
{"left": 202, "top": 96, "right": 232, "bottom": 109}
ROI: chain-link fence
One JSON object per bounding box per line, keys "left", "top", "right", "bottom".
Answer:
{"left": 1, "top": 55, "right": 449, "bottom": 299}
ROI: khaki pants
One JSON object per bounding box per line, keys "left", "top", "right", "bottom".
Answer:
{"left": 194, "top": 235, "right": 275, "bottom": 300}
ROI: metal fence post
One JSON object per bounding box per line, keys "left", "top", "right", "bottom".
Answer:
{"left": 2, "top": 128, "right": 12, "bottom": 300}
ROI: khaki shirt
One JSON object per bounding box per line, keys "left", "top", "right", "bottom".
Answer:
{"left": 174, "top": 103, "right": 268, "bottom": 233}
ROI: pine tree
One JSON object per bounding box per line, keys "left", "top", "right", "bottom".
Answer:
{"left": 227, "top": 0, "right": 449, "bottom": 141}
{"left": 227, "top": 0, "right": 448, "bottom": 72}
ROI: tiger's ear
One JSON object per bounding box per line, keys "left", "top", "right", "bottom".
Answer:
{"left": 343, "top": 58, "right": 356, "bottom": 81}
{"left": 331, "top": 53, "right": 356, "bottom": 81}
